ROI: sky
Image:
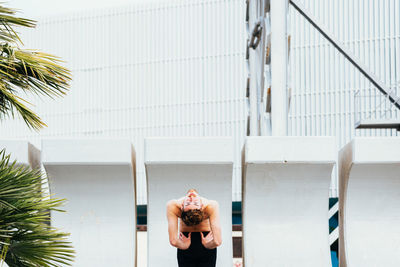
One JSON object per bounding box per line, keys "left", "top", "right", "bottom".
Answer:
{"left": 7, "top": 0, "right": 171, "bottom": 20}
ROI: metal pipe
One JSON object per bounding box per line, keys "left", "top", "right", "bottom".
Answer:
{"left": 271, "top": 0, "right": 289, "bottom": 136}
{"left": 248, "top": 0, "right": 260, "bottom": 136}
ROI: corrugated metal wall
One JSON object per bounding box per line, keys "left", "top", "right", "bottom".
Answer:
{"left": 2, "top": 0, "right": 246, "bottom": 204}
{"left": 289, "top": 0, "right": 400, "bottom": 141}
{"left": 288, "top": 0, "right": 400, "bottom": 196}
{"left": 0, "top": 0, "right": 398, "bottom": 201}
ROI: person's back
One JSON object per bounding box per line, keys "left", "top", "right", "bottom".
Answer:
{"left": 166, "top": 189, "right": 222, "bottom": 267}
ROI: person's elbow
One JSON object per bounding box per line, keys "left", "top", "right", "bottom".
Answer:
{"left": 214, "top": 237, "right": 222, "bottom": 247}
{"left": 169, "top": 238, "right": 178, "bottom": 247}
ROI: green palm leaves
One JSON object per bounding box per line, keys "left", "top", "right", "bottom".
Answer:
{"left": 0, "top": 4, "right": 74, "bottom": 266}
{"left": 0, "top": 150, "right": 75, "bottom": 266}
{"left": 0, "top": 5, "right": 71, "bottom": 130}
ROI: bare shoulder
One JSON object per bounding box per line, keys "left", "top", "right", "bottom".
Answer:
{"left": 208, "top": 200, "right": 219, "bottom": 209}
{"left": 167, "top": 199, "right": 182, "bottom": 215}
{"left": 203, "top": 199, "right": 219, "bottom": 214}
{"left": 166, "top": 199, "right": 179, "bottom": 211}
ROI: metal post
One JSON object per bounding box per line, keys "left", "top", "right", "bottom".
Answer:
{"left": 271, "top": 0, "right": 288, "bottom": 136}
{"left": 248, "top": 0, "right": 260, "bottom": 136}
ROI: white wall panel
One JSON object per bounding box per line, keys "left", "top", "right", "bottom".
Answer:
{"left": 2, "top": 0, "right": 245, "bottom": 204}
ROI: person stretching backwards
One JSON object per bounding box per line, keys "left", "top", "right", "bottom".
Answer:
{"left": 167, "top": 189, "right": 222, "bottom": 267}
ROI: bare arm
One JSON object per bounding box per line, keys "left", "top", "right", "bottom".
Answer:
{"left": 167, "top": 200, "right": 191, "bottom": 250}
{"left": 201, "top": 201, "right": 222, "bottom": 249}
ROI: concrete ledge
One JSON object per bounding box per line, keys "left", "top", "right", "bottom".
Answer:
{"left": 243, "top": 137, "right": 335, "bottom": 267}
{"left": 145, "top": 137, "right": 234, "bottom": 267}
{"left": 341, "top": 137, "right": 400, "bottom": 163}
{"left": 42, "top": 139, "right": 136, "bottom": 266}
{"left": 339, "top": 137, "right": 400, "bottom": 267}
{"left": 244, "top": 136, "right": 336, "bottom": 163}
{"left": 0, "top": 140, "right": 40, "bottom": 168}
{"left": 42, "top": 139, "right": 132, "bottom": 165}
{"left": 144, "top": 137, "right": 234, "bottom": 164}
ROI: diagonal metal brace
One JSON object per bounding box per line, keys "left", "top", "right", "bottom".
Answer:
{"left": 290, "top": 0, "right": 400, "bottom": 110}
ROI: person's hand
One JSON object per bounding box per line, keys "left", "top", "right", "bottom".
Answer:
{"left": 179, "top": 232, "right": 191, "bottom": 250}
{"left": 200, "top": 232, "right": 214, "bottom": 248}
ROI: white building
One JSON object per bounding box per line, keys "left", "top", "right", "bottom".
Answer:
{"left": 1, "top": 0, "right": 399, "bottom": 202}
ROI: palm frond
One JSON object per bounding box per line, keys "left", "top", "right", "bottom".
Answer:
{"left": 0, "top": 5, "right": 36, "bottom": 44}
{"left": 0, "top": 85, "right": 46, "bottom": 130}
{"left": 0, "top": 4, "right": 71, "bottom": 130}
{"left": 0, "top": 43, "right": 71, "bottom": 129}
{"left": 0, "top": 150, "right": 75, "bottom": 266}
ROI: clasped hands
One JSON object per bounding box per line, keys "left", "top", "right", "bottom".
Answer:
{"left": 178, "top": 232, "right": 214, "bottom": 250}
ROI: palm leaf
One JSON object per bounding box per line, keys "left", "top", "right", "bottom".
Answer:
{"left": 0, "top": 150, "right": 75, "bottom": 266}
{"left": 0, "top": 5, "right": 71, "bottom": 130}
{"left": 0, "top": 5, "right": 35, "bottom": 44}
